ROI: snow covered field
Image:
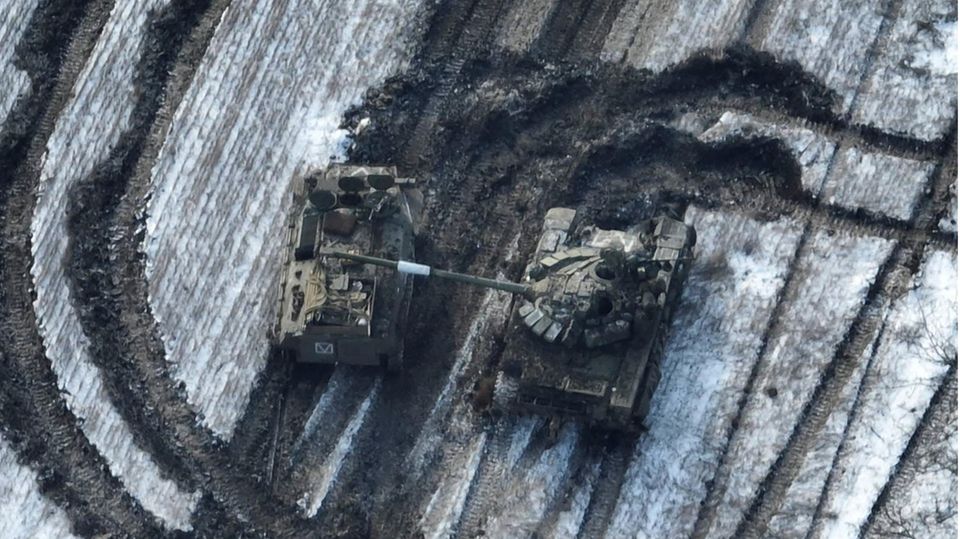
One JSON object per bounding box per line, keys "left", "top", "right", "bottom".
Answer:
{"left": 0, "top": 0, "right": 954, "bottom": 535}
{"left": 30, "top": 0, "right": 199, "bottom": 529}
{"left": 0, "top": 1, "right": 39, "bottom": 126}
{"left": 701, "top": 230, "right": 893, "bottom": 538}
{"left": 816, "top": 249, "right": 956, "bottom": 538}
{"left": 606, "top": 207, "right": 804, "bottom": 538}
{"left": 144, "top": 0, "right": 425, "bottom": 438}
{"left": 821, "top": 148, "right": 936, "bottom": 221}
{"left": 602, "top": 0, "right": 752, "bottom": 69}
{"left": 0, "top": 436, "right": 75, "bottom": 539}
{"left": 866, "top": 373, "right": 957, "bottom": 539}
{"left": 764, "top": 325, "right": 878, "bottom": 538}
{"left": 852, "top": 0, "right": 957, "bottom": 140}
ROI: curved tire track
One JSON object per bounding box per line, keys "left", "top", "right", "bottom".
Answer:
{"left": 89, "top": 0, "right": 327, "bottom": 534}
{"left": 0, "top": 0, "right": 162, "bottom": 535}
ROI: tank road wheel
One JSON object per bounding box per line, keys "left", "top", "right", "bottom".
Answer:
{"left": 492, "top": 371, "right": 519, "bottom": 414}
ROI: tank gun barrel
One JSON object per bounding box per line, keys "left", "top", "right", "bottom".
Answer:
{"left": 323, "top": 250, "right": 531, "bottom": 295}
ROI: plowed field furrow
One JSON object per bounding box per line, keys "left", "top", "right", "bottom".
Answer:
{"left": 732, "top": 124, "right": 955, "bottom": 538}
{"left": 0, "top": 0, "right": 162, "bottom": 535}
{"left": 577, "top": 439, "right": 633, "bottom": 539}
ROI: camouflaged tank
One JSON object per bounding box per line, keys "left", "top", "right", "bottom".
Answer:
{"left": 274, "top": 164, "right": 422, "bottom": 370}
{"left": 494, "top": 208, "right": 696, "bottom": 431}
{"left": 322, "top": 207, "right": 696, "bottom": 431}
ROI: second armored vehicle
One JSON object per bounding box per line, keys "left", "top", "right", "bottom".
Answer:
{"left": 323, "top": 207, "right": 696, "bottom": 431}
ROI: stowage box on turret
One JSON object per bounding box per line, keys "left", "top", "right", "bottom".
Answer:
{"left": 318, "top": 206, "right": 695, "bottom": 431}
{"left": 273, "top": 164, "right": 422, "bottom": 370}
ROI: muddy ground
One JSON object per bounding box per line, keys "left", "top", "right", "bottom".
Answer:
{"left": 0, "top": 0, "right": 954, "bottom": 537}
{"left": 244, "top": 11, "right": 953, "bottom": 538}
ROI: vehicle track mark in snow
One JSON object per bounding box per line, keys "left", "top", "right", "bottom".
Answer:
{"left": 761, "top": 296, "right": 886, "bottom": 538}
{"left": 299, "top": 378, "right": 382, "bottom": 518}
{"left": 456, "top": 419, "right": 515, "bottom": 538}
{"left": 530, "top": 0, "right": 628, "bottom": 60}
{"left": 144, "top": 0, "right": 425, "bottom": 439}
{"left": 0, "top": 435, "right": 77, "bottom": 539}
{"left": 851, "top": 0, "right": 958, "bottom": 141}
{"left": 0, "top": 1, "right": 40, "bottom": 126}
{"left": 0, "top": 0, "right": 164, "bottom": 534}
{"left": 481, "top": 423, "right": 582, "bottom": 538}
{"left": 540, "top": 452, "right": 601, "bottom": 539}
{"left": 419, "top": 432, "right": 488, "bottom": 539}
{"left": 601, "top": 0, "right": 754, "bottom": 70}
{"left": 577, "top": 439, "right": 632, "bottom": 539}
{"left": 807, "top": 250, "right": 956, "bottom": 539}
{"left": 690, "top": 217, "right": 813, "bottom": 539}
{"left": 402, "top": 0, "right": 508, "bottom": 170}
{"left": 406, "top": 281, "right": 515, "bottom": 479}
{"left": 281, "top": 370, "right": 375, "bottom": 504}
{"left": 604, "top": 207, "right": 803, "bottom": 539}
{"left": 750, "top": 0, "right": 888, "bottom": 115}
{"left": 693, "top": 229, "right": 895, "bottom": 539}
{"left": 289, "top": 369, "right": 351, "bottom": 464}
{"left": 733, "top": 127, "right": 956, "bottom": 538}
{"left": 31, "top": 0, "right": 204, "bottom": 528}
{"left": 862, "top": 363, "right": 957, "bottom": 538}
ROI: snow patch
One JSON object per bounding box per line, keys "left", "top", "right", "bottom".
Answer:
{"left": 819, "top": 249, "right": 957, "bottom": 538}
{"left": 912, "top": 20, "right": 958, "bottom": 76}
{"left": 144, "top": 0, "right": 425, "bottom": 438}
{"left": 298, "top": 378, "right": 381, "bottom": 517}
{"left": 29, "top": 0, "right": 199, "bottom": 529}
{"left": 606, "top": 206, "right": 804, "bottom": 539}
{"left": 0, "top": 436, "right": 76, "bottom": 539}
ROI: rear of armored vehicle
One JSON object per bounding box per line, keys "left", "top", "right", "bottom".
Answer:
{"left": 275, "top": 164, "right": 419, "bottom": 369}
